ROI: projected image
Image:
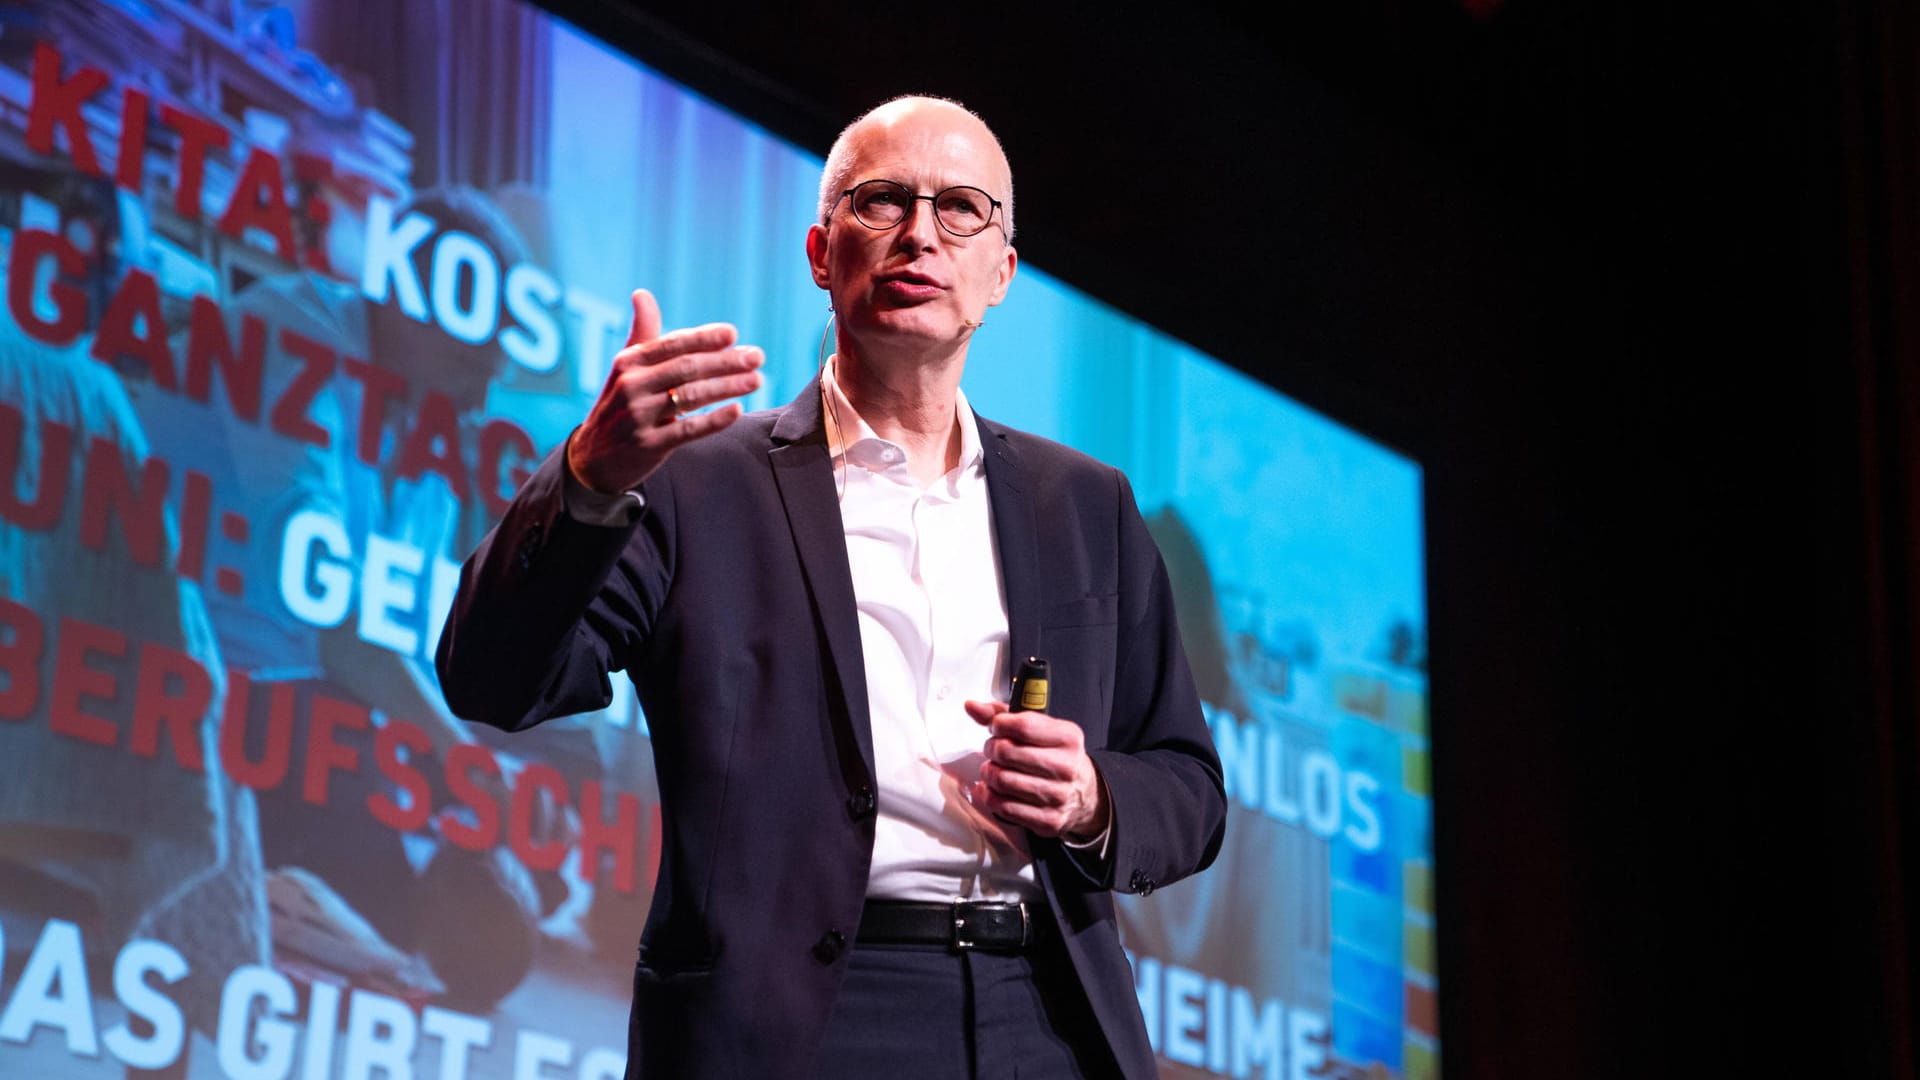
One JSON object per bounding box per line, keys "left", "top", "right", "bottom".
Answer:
{"left": 0, "top": 2, "right": 1429, "bottom": 1077}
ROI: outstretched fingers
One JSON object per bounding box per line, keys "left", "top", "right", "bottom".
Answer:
{"left": 614, "top": 318, "right": 740, "bottom": 376}
{"left": 630, "top": 346, "right": 765, "bottom": 403}
{"left": 652, "top": 401, "right": 746, "bottom": 448}
{"left": 569, "top": 289, "right": 763, "bottom": 494}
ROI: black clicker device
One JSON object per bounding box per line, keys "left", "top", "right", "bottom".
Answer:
{"left": 1011, "top": 656, "right": 1050, "bottom": 712}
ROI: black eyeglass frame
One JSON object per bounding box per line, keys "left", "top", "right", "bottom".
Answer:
{"left": 834, "top": 179, "right": 1005, "bottom": 238}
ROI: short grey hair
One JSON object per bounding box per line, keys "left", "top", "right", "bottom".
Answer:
{"left": 817, "top": 94, "right": 1015, "bottom": 242}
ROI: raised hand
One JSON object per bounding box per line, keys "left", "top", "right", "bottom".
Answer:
{"left": 566, "top": 288, "right": 765, "bottom": 494}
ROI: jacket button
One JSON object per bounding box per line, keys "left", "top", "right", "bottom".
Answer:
{"left": 1129, "top": 869, "right": 1156, "bottom": 896}
{"left": 813, "top": 929, "right": 846, "bottom": 963}
{"left": 846, "top": 786, "right": 877, "bottom": 818}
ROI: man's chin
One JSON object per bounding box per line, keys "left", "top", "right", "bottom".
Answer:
{"left": 848, "top": 309, "right": 964, "bottom": 349}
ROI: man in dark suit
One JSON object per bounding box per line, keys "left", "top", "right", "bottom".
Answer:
{"left": 437, "top": 96, "right": 1226, "bottom": 1078}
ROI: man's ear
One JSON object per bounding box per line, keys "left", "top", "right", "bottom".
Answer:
{"left": 987, "top": 244, "right": 1018, "bottom": 307}
{"left": 806, "top": 224, "right": 832, "bottom": 289}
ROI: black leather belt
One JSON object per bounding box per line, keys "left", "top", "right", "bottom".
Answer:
{"left": 857, "top": 900, "right": 1043, "bottom": 951}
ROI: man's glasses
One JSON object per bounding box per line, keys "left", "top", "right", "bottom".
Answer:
{"left": 836, "top": 179, "right": 1004, "bottom": 238}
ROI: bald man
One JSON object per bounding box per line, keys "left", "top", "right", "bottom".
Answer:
{"left": 439, "top": 96, "right": 1226, "bottom": 1078}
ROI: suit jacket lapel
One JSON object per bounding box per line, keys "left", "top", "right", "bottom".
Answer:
{"left": 979, "top": 414, "right": 1040, "bottom": 696}
{"left": 769, "top": 379, "right": 875, "bottom": 780}
{"left": 978, "top": 413, "right": 1070, "bottom": 890}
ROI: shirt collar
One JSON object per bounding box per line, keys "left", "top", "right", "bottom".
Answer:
{"left": 820, "top": 361, "right": 983, "bottom": 473}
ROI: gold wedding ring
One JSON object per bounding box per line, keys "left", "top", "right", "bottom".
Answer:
{"left": 667, "top": 387, "right": 687, "bottom": 419}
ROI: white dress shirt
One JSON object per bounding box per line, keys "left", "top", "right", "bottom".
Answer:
{"left": 819, "top": 366, "right": 1041, "bottom": 902}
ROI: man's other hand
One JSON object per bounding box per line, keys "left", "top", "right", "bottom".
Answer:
{"left": 566, "top": 288, "right": 765, "bottom": 494}
{"left": 965, "top": 699, "right": 1108, "bottom": 841}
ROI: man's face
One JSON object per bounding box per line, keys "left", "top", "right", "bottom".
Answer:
{"left": 806, "top": 103, "right": 1018, "bottom": 355}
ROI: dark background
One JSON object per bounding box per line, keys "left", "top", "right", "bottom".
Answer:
{"left": 531, "top": 2, "right": 1918, "bottom": 1076}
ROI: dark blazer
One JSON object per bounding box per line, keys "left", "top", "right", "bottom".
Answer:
{"left": 437, "top": 381, "right": 1226, "bottom": 1078}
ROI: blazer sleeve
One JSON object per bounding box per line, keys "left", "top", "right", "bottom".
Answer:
{"left": 1076, "top": 470, "right": 1228, "bottom": 896}
{"left": 435, "top": 440, "right": 674, "bottom": 733}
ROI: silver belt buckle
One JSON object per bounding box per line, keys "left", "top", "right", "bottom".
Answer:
{"left": 952, "top": 904, "right": 977, "bottom": 950}
{"left": 950, "top": 901, "right": 1028, "bottom": 950}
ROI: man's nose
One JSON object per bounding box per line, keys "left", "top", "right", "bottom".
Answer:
{"left": 894, "top": 197, "right": 942, "bottom": 249}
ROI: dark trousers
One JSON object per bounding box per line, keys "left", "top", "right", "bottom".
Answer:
{"left": 811, "top": 933, "right": 1121, "bottom": 1079}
